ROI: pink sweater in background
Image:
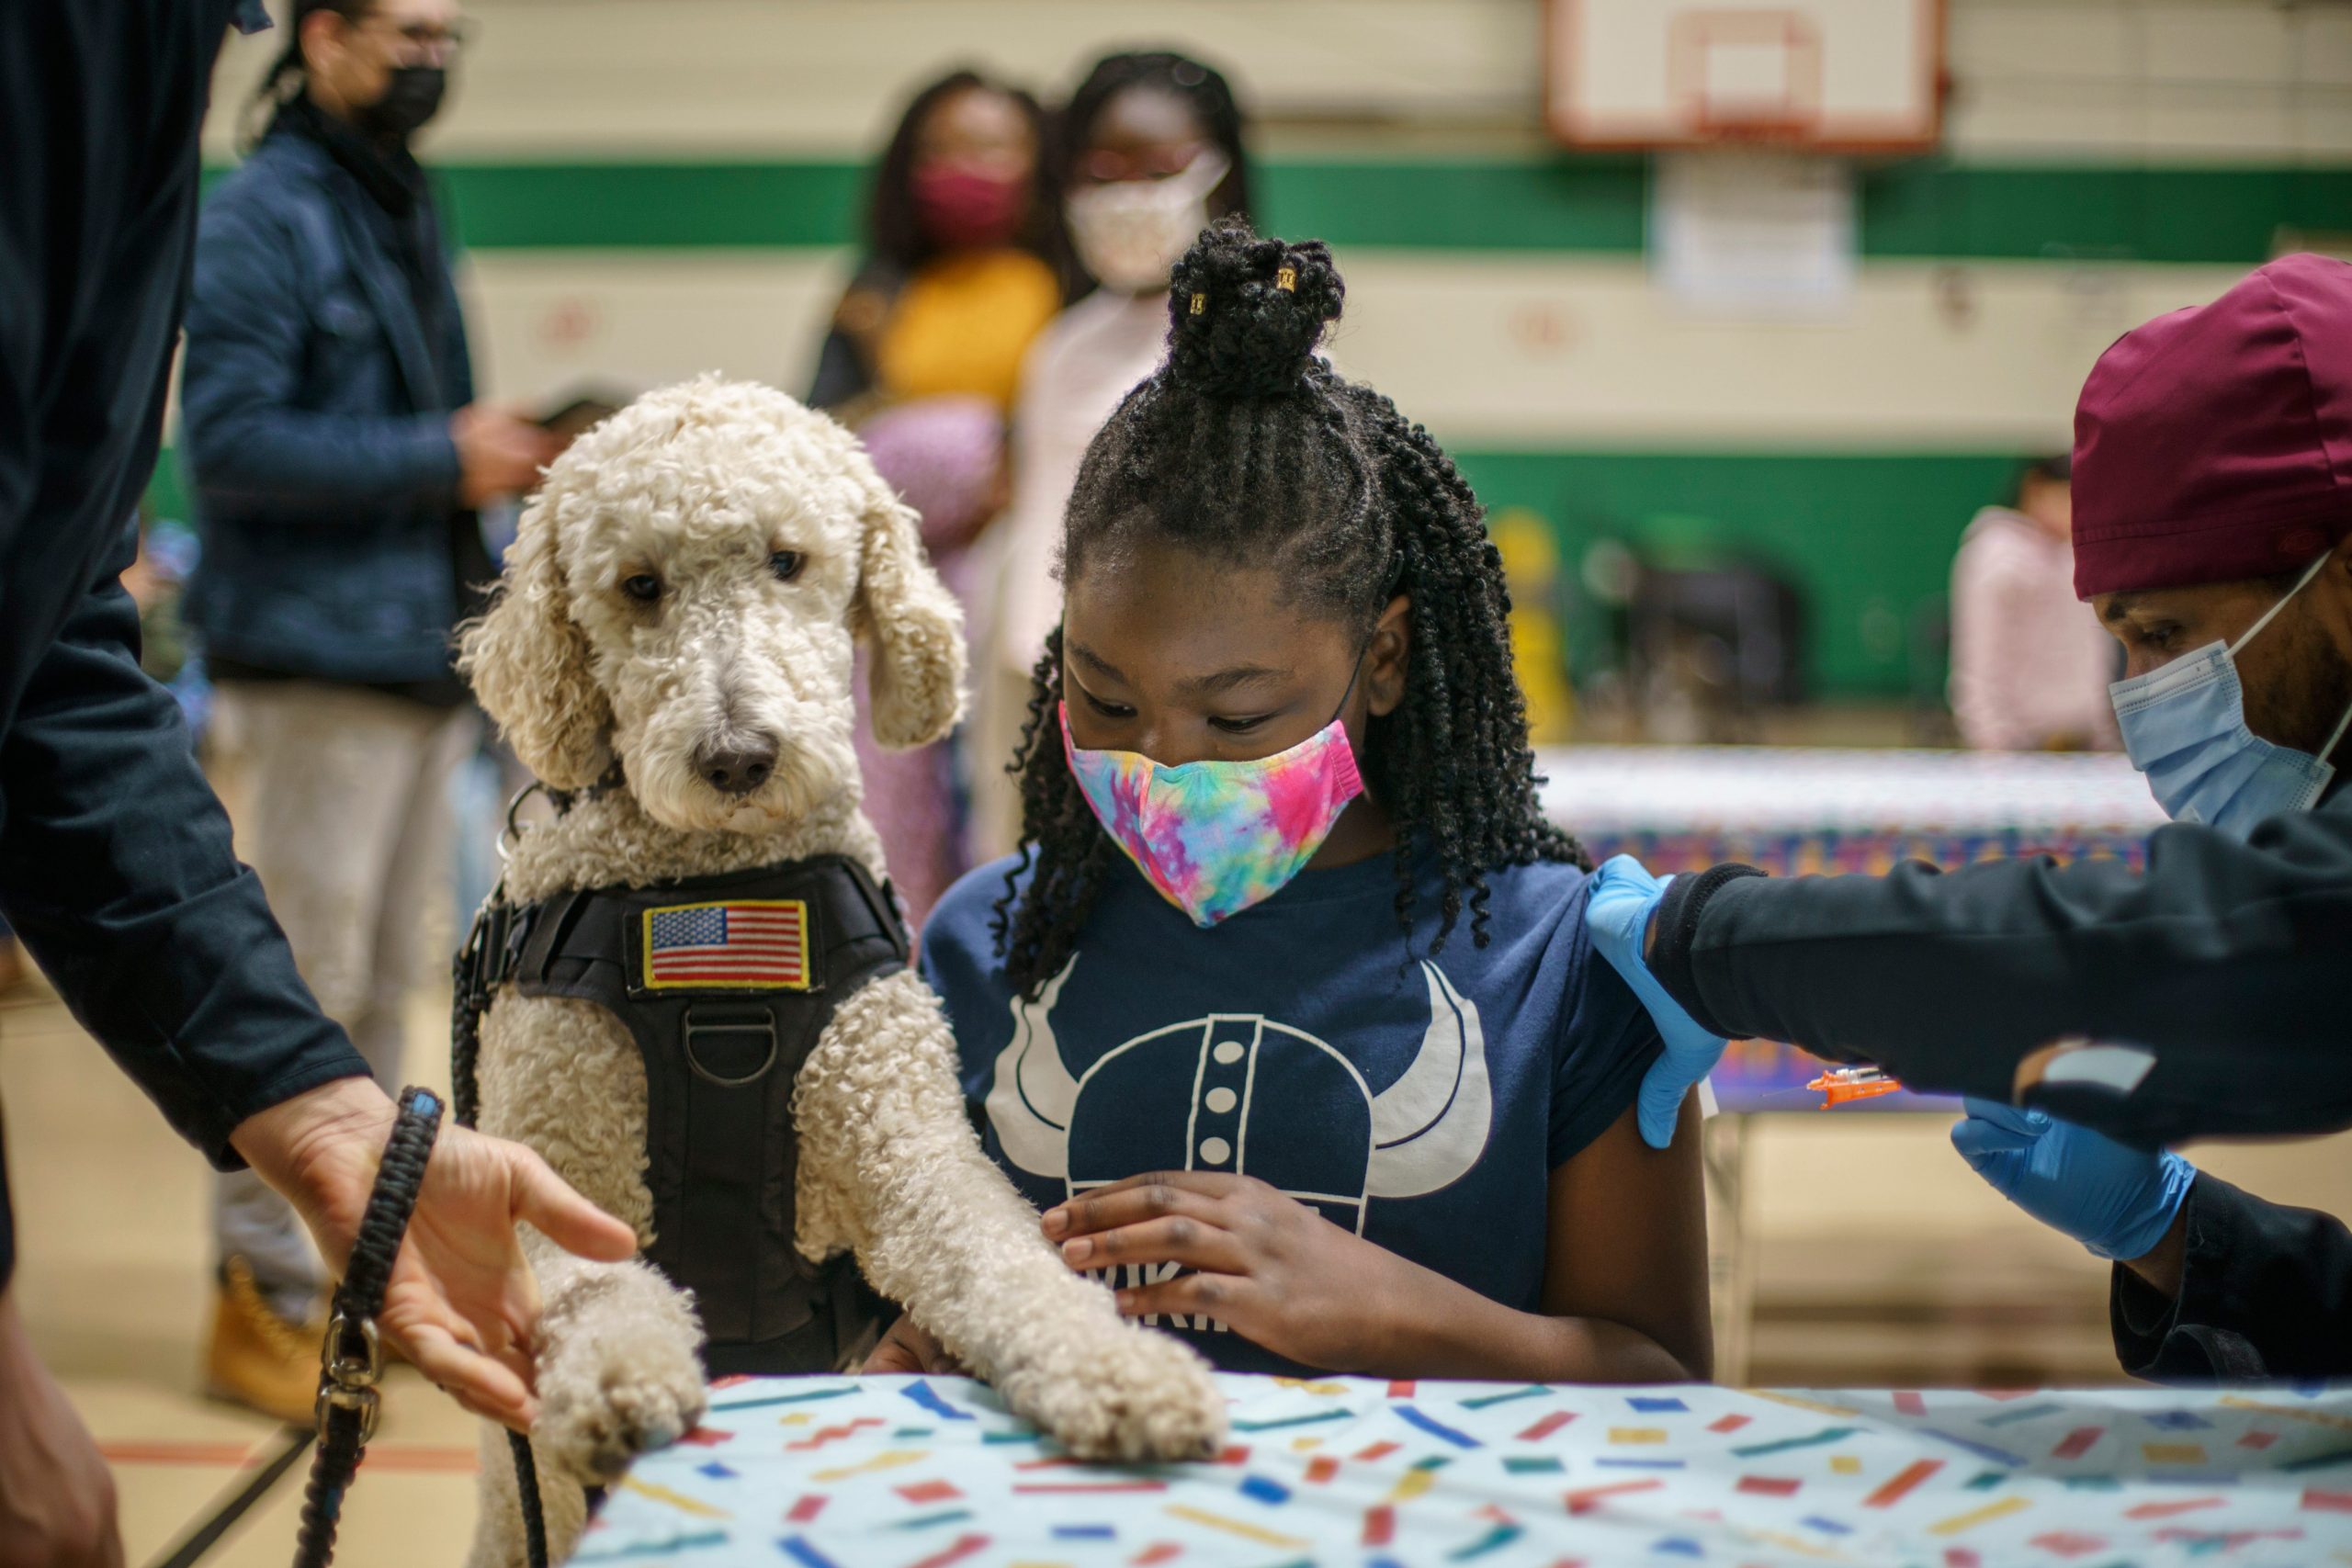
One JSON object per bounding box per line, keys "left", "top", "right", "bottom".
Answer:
{"left": 1948, "top": 506, "right": 2120, "bottom": 752}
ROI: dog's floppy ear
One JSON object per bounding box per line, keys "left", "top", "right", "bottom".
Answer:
{"left": 458, "top": 484, "right": 613, "bottom": 789}
{"left": 851, "top": 464, "right": 967, "bottom": 750}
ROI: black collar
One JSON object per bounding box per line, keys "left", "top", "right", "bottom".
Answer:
{"left": 273, "top": 93, "right": 427, "bottom": 220}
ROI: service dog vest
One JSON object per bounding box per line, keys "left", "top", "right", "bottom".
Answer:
{"left": 456, "top": 856, "right": 906, "bottom": 1376}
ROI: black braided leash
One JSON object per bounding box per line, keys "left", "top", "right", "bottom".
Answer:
{"left": 453, "top": 887, "right": 560, "bottom": 1568}
{"left": 290, "top": 1085, "right": 443, "bottom": 1568}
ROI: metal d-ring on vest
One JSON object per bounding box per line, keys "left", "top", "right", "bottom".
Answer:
{"left": 452, "top": 785, "right": 910, "bottom": 1568}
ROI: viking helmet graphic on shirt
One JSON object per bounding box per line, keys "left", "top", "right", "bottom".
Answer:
{"left": 984, "top": 957, "right": 1493, "bottom": 1233}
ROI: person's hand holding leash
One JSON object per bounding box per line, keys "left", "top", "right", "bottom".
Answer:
{"left": 231, "top": 1077, "right": 638, "bottom": 1428}
{"left": 1586, "top": 855, "right": 1725, "bottom": 1150}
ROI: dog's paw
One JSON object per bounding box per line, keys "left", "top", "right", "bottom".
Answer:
{"left": 1002, "top": 1321, "right": 1226, "bottom": 1463}
{"left": 534, "top": 1342, "right": 708, "bottom": 1483}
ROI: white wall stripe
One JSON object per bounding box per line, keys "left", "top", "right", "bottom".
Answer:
{"left": 461, "top": 250, "right": 2252, "bottom": 449}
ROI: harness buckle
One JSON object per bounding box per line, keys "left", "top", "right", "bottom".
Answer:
{"left": 458, "top": 896, "right": 527, "bottom": 997}
{"left": 485, "top": 900, "right": 521, "bottom": 987}
{"left": 682, "top": 1007, "right": 779, "bottom": 1089}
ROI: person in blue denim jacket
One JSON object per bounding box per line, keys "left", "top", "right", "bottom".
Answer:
{"left": 179, "top": 0, "right": 560, "bottom": 1421}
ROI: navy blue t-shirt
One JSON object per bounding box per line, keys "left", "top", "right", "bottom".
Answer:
{"left": 918, "top": 848, "right": 1662, "bottom": 1374}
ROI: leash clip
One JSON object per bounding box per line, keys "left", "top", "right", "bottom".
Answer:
{"left": 315, "top": 1312, "right": 384, "bottom": 1445}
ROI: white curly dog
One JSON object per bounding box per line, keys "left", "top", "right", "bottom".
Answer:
{"left": 456, "top": 378, "right": 1222, "bottom": 1566}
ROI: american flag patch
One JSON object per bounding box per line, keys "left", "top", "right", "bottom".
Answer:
{"left": 639, "top": 899, "right": 810, "bottom": 990}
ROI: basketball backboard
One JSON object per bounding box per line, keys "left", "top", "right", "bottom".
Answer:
{"left": 1547, "top": 0, "right": 1944, "bottom": 153}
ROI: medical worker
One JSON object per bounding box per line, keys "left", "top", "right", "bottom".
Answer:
{"left": 1592, "top": 254, "right": 2352, "bottom": 1380}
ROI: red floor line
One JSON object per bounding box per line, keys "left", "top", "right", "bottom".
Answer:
{"left": 356, "top": 1448, "right": 482, "bottom": 1474}
{"left": 98, "top": 1438, "right": 479, "bottom": 1472}
{"left": 99, "top": 1439, "right": 266, "bottom": 1467}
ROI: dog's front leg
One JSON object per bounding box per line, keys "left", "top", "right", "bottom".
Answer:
{"left": 526, "top": 1240, "right": 707, "bottom": 1484}
{"left": 794, "top": 971, "right": 1225, "bottom": 1462}
{"left": 458, "top": 1246, "right": 695, "bottom": 1568}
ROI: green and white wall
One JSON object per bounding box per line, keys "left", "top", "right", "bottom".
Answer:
{"left": 177, "top": 0, "right": 2352, "bottom": 695}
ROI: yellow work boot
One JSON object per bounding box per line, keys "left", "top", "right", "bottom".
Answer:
{"left": 203, "top": 1258, "right": 323, "bottom": 1426}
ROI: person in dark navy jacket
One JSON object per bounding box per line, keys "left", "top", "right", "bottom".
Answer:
{"left": 0, "top": 6, "right": 629, "bottom": 1562}
{"left": 178, "top": 0, "right": 560, "bottom": 1420}
{"left": 1588, "top": 255, "right": 2352, "bottom": 1382}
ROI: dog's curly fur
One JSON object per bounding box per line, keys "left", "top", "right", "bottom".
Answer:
{"left": 456, "top": 378, "right": 1224, "bottom": 1567}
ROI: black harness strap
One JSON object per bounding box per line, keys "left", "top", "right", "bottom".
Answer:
{"left": 494, "top": 855, "right": 904, "bottom": 1371}
{"left": 450, "top": 852, "right": 909, "bottom": 1567}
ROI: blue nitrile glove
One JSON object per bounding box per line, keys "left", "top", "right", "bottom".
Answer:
{"left": 1585, "top": 854, "right": 1728, "bottom": 1150}
{"left": 1951, "top": 1097, "right": 2196, "bottom": 1261}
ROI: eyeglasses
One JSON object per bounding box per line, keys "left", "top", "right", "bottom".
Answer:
{"left": 356, "top": 14, "right": 470, "bottom": 66}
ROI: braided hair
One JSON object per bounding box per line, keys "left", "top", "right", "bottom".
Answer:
{"left": 992, "top": 219, "right": 1585, "bottom": 997}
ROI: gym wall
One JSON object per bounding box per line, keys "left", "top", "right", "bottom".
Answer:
{"left": 174, "top": 0, "right": 2351, "bottom": 695}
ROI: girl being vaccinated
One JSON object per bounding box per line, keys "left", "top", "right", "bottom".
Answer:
{"left": 891, "top": 222, "right": 1710, "bottom": 1382}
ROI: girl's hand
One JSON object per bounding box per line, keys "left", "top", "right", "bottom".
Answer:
{"left": 863, "top": 1314, "right": 967, "bottom": 1375}
{"left": 1041, "top": 1172, "right": 1414, "bottom": 1371}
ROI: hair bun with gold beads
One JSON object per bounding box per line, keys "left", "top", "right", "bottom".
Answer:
{"left": 1164, "top": 218, "right": 1344, "bottom": 400}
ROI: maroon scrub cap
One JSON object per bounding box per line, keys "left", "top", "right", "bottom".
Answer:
{"left": 2074, "top": 253, "right": 2352, "bottom": 598}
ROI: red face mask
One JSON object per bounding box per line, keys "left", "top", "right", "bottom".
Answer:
{"left": 910, "top": 164, "right": 1028, "bottom": 251}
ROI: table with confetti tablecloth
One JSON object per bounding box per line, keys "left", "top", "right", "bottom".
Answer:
{"left": 584, "top": 1373, "right": 2352, "bottom": 1567}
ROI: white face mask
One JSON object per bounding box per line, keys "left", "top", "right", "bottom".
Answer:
{"left": 1064, "top": 152, "right": 1230, "bottom": 295}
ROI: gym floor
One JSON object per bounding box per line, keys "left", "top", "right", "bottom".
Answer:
{"left": 7, "top": 970, "right": 2348, "bottom": 1565}
{"left": 4, "top": 984, "right": 479, "bottom": 1566}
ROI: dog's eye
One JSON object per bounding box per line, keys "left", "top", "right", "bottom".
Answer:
{"left": 769, "top": 550, "right": 805, "bottom": 583}
{"left": 621, "top": 573, "right": 662, "bottom": 603}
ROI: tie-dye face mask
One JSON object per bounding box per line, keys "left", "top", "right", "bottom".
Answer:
{"left": 1059, "top": 678, "right": 1367, "bottom": 928}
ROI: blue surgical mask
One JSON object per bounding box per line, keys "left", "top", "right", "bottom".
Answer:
{"left": 2109, "top": 549, "right": 2352, "bottom": 840}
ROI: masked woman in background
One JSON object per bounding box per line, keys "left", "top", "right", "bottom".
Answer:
{"left": 805, "top": 70, "right": 1060, "bottom": 921}
{"left": 963, "top": 51, "right": 1258, "bottom": 861}
{"left": 808, "top": 69, "right": 1060, "bottom": 417}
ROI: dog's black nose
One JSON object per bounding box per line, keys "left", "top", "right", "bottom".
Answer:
{"left": 694, "top": 735, "right": 778, "bottom": 796}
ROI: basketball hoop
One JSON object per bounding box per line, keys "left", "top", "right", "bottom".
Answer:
{"left": 1547, "top": 0, "right": 1942, "bottom": 155}
{"left": 1675, "top": 10, "right": 1824, "bottom": 143}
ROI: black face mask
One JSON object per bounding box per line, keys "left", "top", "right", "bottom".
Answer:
{"left": 355, "top": 64, "right": 446, "bottom": 141}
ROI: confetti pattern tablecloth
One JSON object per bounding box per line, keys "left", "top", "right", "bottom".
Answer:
{"left": 585, "top": 1374, "right": 2352, "bottom": 1567}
